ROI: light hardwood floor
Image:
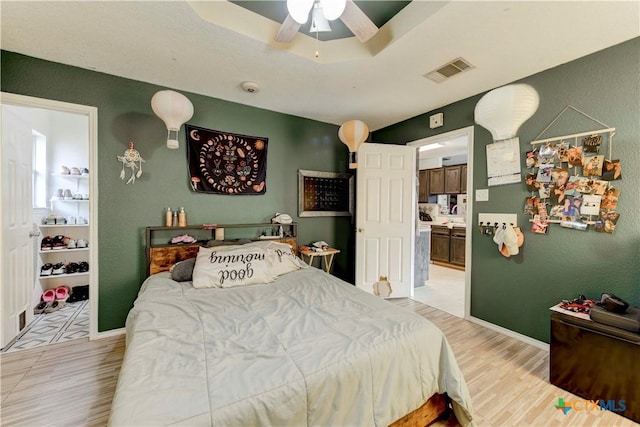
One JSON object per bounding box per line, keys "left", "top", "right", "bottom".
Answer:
{"left": 1, "top": 300, "right": 636, "bottom": 427}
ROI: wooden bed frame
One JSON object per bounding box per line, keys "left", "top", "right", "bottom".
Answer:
{"left": 147, "top": 238, "right": 452, "bottom": 426}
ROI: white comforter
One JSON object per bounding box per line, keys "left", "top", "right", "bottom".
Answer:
{"left": 109, "top": 268, "right": 473, "bottom": 426}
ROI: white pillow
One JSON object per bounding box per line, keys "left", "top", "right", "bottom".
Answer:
{"left": 242, "top": 241, "right": 308, "bottom": 277}
{"left": 192, "top": 246, "right": 275, "bottom": 288}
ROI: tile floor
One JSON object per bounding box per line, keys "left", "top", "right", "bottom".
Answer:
{"left": 1, "top": 300, "right": 89, "bottom": 353}
{"left": 412, "top": 264, "right": 465, "bottom": 318}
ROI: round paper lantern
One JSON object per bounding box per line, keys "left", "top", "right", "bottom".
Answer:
{"left": 474, "top": 84, "right": 539, "bottom": 141}
{"left": 338, "top": 119, "right": 369, "bottom": 169}
{"left": 151, "top": 90, "right": 194, "bottom": 149}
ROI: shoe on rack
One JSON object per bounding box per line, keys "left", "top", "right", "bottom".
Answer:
{"left": 77, "top": 239, "right": 88, "bottom": 248}
{"left": 60, "top": 165, "right": 70, "bottom": 175}
{"left": 78, "top": 261, "right": 89, "bottom": 273}
{"left": 41, "top": 236, "right": 53, "bottom": 251}
{"left": 51, "top": 188, "right": 63, "bottom": 200}
{"left": 42, "top": 288, "right": 56, "bottom": 302}
{"left": 63, "top": 189, "right": 73, "bottom": 200}
{"left": 81, "top": 168, "right": 89, "bottom": 176}
{"left": 52, "top": 235, "right": 66, "bottom": 250}
{"left": 40, "top": 263, "right": 53, "bottom": 276}
{"left": 66, "top": 262, "right": 79, "bottom": 274}
{"left": 67, "top": 239, "right": 77, "bottom": 249}
{"left": 70, "top": 167, "right": 81, "bottom": 175}
{"left": 34, "top": 300, "right": 50, "bottom": 315}
{"left": 51, "top": 262, "right": 66, "bottom": 275}
{"left": 44, "top": 300, "right": 63, "bottom": 313}
{"left": 55, "top": 285, "right": 71, "bottom": 303}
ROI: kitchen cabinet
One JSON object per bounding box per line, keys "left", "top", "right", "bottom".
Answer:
{"left": 444, "top": 165, "right": 461, "bottom": 194}
{"left": 424, "top": 164, "right": 467, "bottom": 195}
{"left": 430, "top": 226, "right": 450, "bottom": 264}
{"left": 450, "top": 227, "right": 466, "bottom": 266}
{"left": 428, "top": 168, "right": 445, "bottom": 195}
{"left": 460, "top": 164, "right": 467, "bottom": 194}
{"left": 418, "top": 170, "right": 429, "bottom": 202}
{"left": 430, "top": 225, "right": 465, "bottom": 269}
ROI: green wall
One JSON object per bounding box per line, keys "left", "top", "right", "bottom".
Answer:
{"left": 1, "top": 51, "right": 354, "bottom": 332}
{"left": 374, "top": 37, "right": 640, "bottom": 342}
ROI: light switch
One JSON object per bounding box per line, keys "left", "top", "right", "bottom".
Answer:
{"left": 476, "top": 189, "right": 489, "bottom": 201}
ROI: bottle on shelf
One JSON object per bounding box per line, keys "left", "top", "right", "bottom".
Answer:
{"left": 172, "top": 210, "right": 178, "bottom": 227}
{"left": 178, "top": 207, "right": 187, "bottom": 227}
{"left": 165, "top": 207, "right": 172, "bottom": 227}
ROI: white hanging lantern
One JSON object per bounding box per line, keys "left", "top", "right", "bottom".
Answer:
{"left": 151, "top": 90, "right": 194, "bottom": 149}
{"left": 338, "top": 119, "right": 369, "bottom": 169}
{"left": 474, "top": 84, "right": 539, "bottom": 141}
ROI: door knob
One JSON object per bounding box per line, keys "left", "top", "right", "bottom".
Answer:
{"left": 357, "top": 228, "right": 364, "bottom": 233}
{"left": 29, "top": 231, "right": 41, "bottom": 238}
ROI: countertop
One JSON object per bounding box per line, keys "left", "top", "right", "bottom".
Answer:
{"left": 419, "top": 220, "right": 466, "bottom": 229}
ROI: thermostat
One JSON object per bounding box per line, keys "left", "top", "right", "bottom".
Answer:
{"left": 429, "top": 113, "right": 444, "bottom": 129}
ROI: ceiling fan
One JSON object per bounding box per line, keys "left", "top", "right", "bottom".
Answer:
{"left": 275, "top": 0, "right": 378, "bottom": 43}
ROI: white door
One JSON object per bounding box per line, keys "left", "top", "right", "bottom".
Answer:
{"left": 1, "top": 106, "right": 35, "bottom": 348}
{"left": 355, "top": 143, "right": 416, "bottom": 298}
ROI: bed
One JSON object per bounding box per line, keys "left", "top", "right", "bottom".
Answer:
{"left": 109, "top": 240, "right": 473, "bottom": 426}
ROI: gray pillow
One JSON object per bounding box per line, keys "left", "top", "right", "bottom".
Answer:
{"left": 170, "top": 258, "right": 196, "bottom": 282}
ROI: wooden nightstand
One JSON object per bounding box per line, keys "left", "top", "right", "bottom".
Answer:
{"left": 299, "top": 248, "right": 340, "bottom": 273}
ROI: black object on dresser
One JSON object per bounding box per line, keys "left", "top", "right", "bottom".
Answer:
{"left": 550, "top": 311, "right": 640, "bottom": 423}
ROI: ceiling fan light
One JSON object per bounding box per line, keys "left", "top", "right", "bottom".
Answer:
{"left": 310, "top": 7, "right": 332, "bottom": 32}
{"left": 319, "top": 0, "right": 346, "bottom": 21}
{"left": 287, "top": 0, "right": 314, "bottom": 24}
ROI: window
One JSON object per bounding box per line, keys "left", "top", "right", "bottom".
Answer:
{"left": 32, "top": 130, "right": 47, "bottom": 209}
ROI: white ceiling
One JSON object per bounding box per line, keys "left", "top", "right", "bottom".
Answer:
{"left": 1, "top": 1, "right": 638, "bottom": 133}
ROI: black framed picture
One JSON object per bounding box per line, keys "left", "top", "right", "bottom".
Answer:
{"left": 298, "top": 169, "right": 353, "bottom": 217}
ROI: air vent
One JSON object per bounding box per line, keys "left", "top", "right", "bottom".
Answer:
{"left": 424, "top": 57, "right": 474, "bottom": 83}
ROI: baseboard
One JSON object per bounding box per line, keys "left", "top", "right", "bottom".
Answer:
{"left": 469, "top": 316, "right": 549, "bottom": 351}
{"left": 92, "top": 327, "right": 125, "bottom": 340}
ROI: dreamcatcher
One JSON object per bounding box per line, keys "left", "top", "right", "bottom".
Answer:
{"left": 117, "top": 141, "right": 145, "bottom": 184}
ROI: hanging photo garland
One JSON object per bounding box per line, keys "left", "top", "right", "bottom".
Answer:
{"left": 524, "top": 105, "right": 622, "bottom": 234}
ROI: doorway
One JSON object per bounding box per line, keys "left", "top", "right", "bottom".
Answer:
{"left": 1, "top": 93, "right": 98, "bottom": 350}
{"left": 407, "top": 126, "right": 473, "bottom": 319}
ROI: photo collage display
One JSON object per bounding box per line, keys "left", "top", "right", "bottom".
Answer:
{"left": 524, "top": 133, "right": 622, "bottom": 234}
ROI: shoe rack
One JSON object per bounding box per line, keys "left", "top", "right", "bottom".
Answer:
{"left": 39, "top": 172, "right": 91, "bottom": 293}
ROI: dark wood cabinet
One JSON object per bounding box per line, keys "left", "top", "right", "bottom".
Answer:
{"left": 430, "top": 226, "right": 450, "bottom": 263}
{"left": 424, "top": 164, "right": 467, "bottom": 196}
{"left": 418, "top": 170, "right": 429, "bottom": 202}
{"left": 450, "top": 228, "right": 466, "bottom": 266}
{"left": 428, "top": 168, "right": 444, "bottom": 195}
{"left": 444, "top": 165, "right": 461, "bottom": 194}
{"left": 460, "top": 164, "right": 467, "bottom": 194}
{"left": 550, "top": 312, "right": 640, "bottom": 423}
{"left": 430, "top": 225, "right": 465, "bottom": 268}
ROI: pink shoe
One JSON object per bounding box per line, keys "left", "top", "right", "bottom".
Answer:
{"left": 55, "top": 285, "right": 71, "bottom": 302}
{"left": 42, "top": 289, "right": 56, "bottom": 302}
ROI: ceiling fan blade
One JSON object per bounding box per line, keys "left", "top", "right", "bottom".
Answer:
{"left": 340, "top": 0, "right": 378, "bottom": 43}
{"left": 274, "top": 14, "right": 302, "bottom": 43}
